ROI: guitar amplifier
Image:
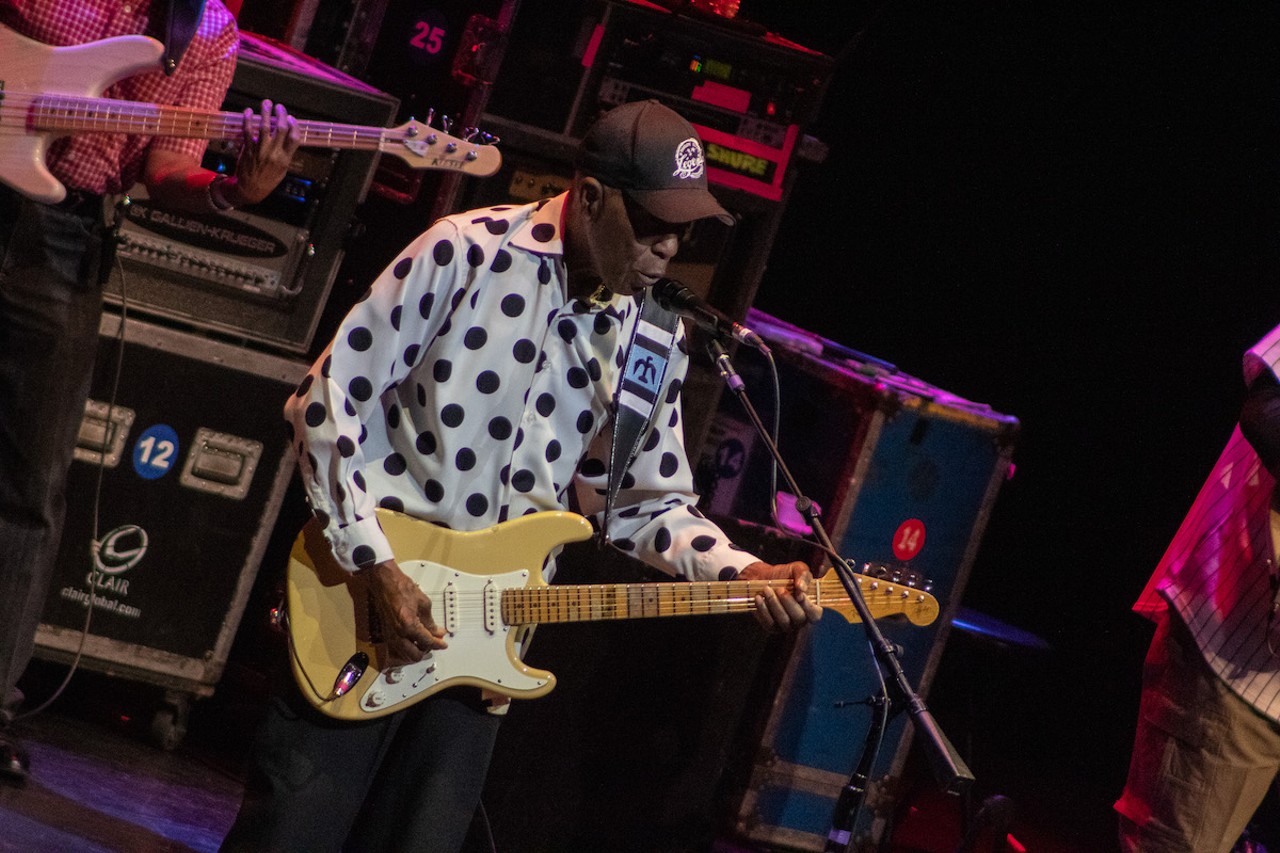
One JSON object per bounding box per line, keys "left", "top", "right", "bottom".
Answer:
{"left": 114, "top": 187, "right": 314, "bottom": 302}
{"left": 484, "top": 0, "right": 834, "bottom": 201}
{"left": 32, "top": 314, "right": 308, "bottom": 744}
{"left": 103, "top": 33, "right": 397, "bottom": 356}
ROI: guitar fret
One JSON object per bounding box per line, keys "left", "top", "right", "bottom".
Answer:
{"left": 708, "top": 582, "right": 728, "bottom": 613}
{"left": 625, "top": 585, "right": 642, "bottom": 619}
{"left": 672, "top": 583, "right": 691, "bottom": 615}
{"left": 501, "top": 574, "right": 895, "bottom": 628}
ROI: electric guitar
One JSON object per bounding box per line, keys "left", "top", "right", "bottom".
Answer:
{"left": 0, "top": 24, "right": 501, "bottom": 204}
{"left": 286, "top": 508, "right": 940, "bottom": 721}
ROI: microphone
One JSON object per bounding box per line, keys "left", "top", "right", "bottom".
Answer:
{"left": 650, "top": 278, "right": 769, "bottom": 352}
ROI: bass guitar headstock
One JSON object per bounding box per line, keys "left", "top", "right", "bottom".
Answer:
{"left": 382, "top": 109, "right": 502, "bottom": 177}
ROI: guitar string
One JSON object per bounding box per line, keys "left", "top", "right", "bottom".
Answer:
{"left": 3, "top": 96, "right": 390, "bottom": 148}
{"left": 428, "top": 581, "right": 927, "bottom": 604}
{"left": 428, "top": 584, "right": 928, "bottom": 621}
{"left": 0, "top": 93, "right": 475, "bottom": 152}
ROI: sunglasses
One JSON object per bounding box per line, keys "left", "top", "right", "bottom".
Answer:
{"left": 620, "top": 191, "right": 695, "bottom": 243}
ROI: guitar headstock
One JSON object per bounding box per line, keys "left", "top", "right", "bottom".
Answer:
{"left": 383, "top": 113, "right": 502, "bottom": 178}
{"left": 817, "top": 562, "right": 939, "bottom": 627}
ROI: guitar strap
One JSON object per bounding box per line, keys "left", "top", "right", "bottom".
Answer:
{"left": 163, "top": 0, "right": 208, "bottom": 75}
{"left": 601, "top": 290, "right": 681, "bottom": 544}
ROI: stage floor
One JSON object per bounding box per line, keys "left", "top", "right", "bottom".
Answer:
{"left": 0, "top": 657, "right": 1143, "bottom": 853}
{"left": 0, "top": 702, "right": 241, "bottom": 852}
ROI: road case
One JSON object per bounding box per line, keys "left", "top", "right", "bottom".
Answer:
{"left": 33, "top": 314, "right": 307, "bottom": 747}
{"left": 702, "top": 311, "right": 1019, "bottom": 851}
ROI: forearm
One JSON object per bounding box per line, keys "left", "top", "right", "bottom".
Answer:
{"left": 143, "top": 161, "right": 235, "bottom": 213}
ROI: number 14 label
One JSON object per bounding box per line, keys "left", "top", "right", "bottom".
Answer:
{"left": 892, "top": 518, "right": 926, "bottom": 561}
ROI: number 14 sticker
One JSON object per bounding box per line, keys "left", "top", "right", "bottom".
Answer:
{"left": 132, "top": 424, "right": 179, "bottom": 480}
{"left": 892, "top": 518, "right": 926, "bottom": 561}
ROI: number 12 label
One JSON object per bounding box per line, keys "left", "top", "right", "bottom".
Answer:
{"left": 132, "top": 425, "right": 179, "bottom": 480}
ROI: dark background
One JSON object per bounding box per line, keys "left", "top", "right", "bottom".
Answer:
{"left": 12, "top": 0, "right": 1280, "bottom": 850}
{"left": 735, "top": 0, "right": 1280, "bottom": 849}
{"left": 218, "top": 0, "right": 1280, "bottom": 849}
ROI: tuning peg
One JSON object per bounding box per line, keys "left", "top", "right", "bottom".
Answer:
{"left": 464, "top": 127, "right": 500, "bottom": 146}
{"left": 425, "top": 107, "right": 435, "bottom": 127}
{"left": 441, "top": 115, "right": 454, "bottom": 134}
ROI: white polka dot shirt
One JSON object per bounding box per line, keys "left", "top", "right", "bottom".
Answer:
{"left": 285, "top": 193, "right": 758, "bottom": 582}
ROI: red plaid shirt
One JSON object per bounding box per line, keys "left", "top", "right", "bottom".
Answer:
{"left": 0, "top": 0, "right": 238, "bottom": 194}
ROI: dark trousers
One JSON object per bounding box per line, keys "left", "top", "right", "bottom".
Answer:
{"left": 0, "top": 187, "right": 106, "bottom": 706}
{"left": 221, "top": 679, "right": 502, "bottom": 853}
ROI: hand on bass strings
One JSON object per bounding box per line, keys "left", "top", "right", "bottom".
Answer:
{"left": 228, "top": 99, "right": 303, "bottom": 205}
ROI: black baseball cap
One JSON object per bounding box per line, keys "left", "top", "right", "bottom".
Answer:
{"left": 576, "top": 100, "right": 734, "bottom": 226}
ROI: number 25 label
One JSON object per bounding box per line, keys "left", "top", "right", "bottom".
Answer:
{"left": 410, "top": 22, "right": 446, "bottom": 54}
{"left": 133, "top": 425, "right": 179, "bottom": 480}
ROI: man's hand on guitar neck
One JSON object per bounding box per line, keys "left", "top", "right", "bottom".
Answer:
{"left": 364, "top": 559, "right": 448, "bottom": 665}
{"left": 738, "top": 561, "right": 824, "bottom": 633}
{"left": 143, "top": 99, "right": 302, "bottom": 212}
{"left": 225, "top": 99, "right": 303, "bottom": 206}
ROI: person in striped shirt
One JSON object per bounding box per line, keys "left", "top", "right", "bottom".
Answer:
{"left": 0, "top": 0, "right": 301, "bottom": 784}
{"left": 1117, "top": 324, "right": 1280, "bottom": 851}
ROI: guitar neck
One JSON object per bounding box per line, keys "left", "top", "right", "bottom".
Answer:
{"left": 503, "top": 578, "right": 808, "bottom": 625}
{"left": 27, "top": 93, "right": 390, "bottom": 151}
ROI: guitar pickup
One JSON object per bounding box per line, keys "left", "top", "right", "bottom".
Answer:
{"left": 442, "top": 578, "right": 458, "bottom": 634}
{"left": 483, "top": 579, "right": 500, "bottom": 634}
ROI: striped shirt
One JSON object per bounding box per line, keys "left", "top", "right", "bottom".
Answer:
{"left": 1134, "top": 325, "right": 1280, "bottom": 721}
{"left": 0, "top": 0, "right": 238, "bottom": 194}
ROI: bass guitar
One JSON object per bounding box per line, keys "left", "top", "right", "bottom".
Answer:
{"left": 0, "top": 24, "right": 500, "bottom": 204}
{"left": 286, "top": 508, "right": 940, "bottom": 721}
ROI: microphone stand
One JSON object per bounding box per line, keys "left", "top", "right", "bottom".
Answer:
{"left": 706, "top": 340, "right": 974, "bottom": 851}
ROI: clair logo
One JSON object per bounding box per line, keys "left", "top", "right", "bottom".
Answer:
{"left": 93, "top": 524, "right": 149, "bottom": 574}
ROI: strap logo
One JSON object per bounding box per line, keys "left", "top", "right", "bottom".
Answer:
{"left": 630, "top": 353, "right": 662, "bottom": 395}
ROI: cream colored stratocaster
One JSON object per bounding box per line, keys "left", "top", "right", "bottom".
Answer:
{"left": 0, "top": 24, "right": 501, "bottom": 204}
{"left": 286, "top": 508, "right": 940, "bottom": 721}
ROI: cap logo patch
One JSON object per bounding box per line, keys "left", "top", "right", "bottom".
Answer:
{"left": 672, "top": 138, "right": 705, "bottom": 181}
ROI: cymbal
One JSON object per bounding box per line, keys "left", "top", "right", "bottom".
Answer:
{"left": 951, "top": 606, "right": 1051, "bottom": 652}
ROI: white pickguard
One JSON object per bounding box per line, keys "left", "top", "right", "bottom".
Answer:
{"left": 354, "top": 562, "right": 546, "bottom": 715}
